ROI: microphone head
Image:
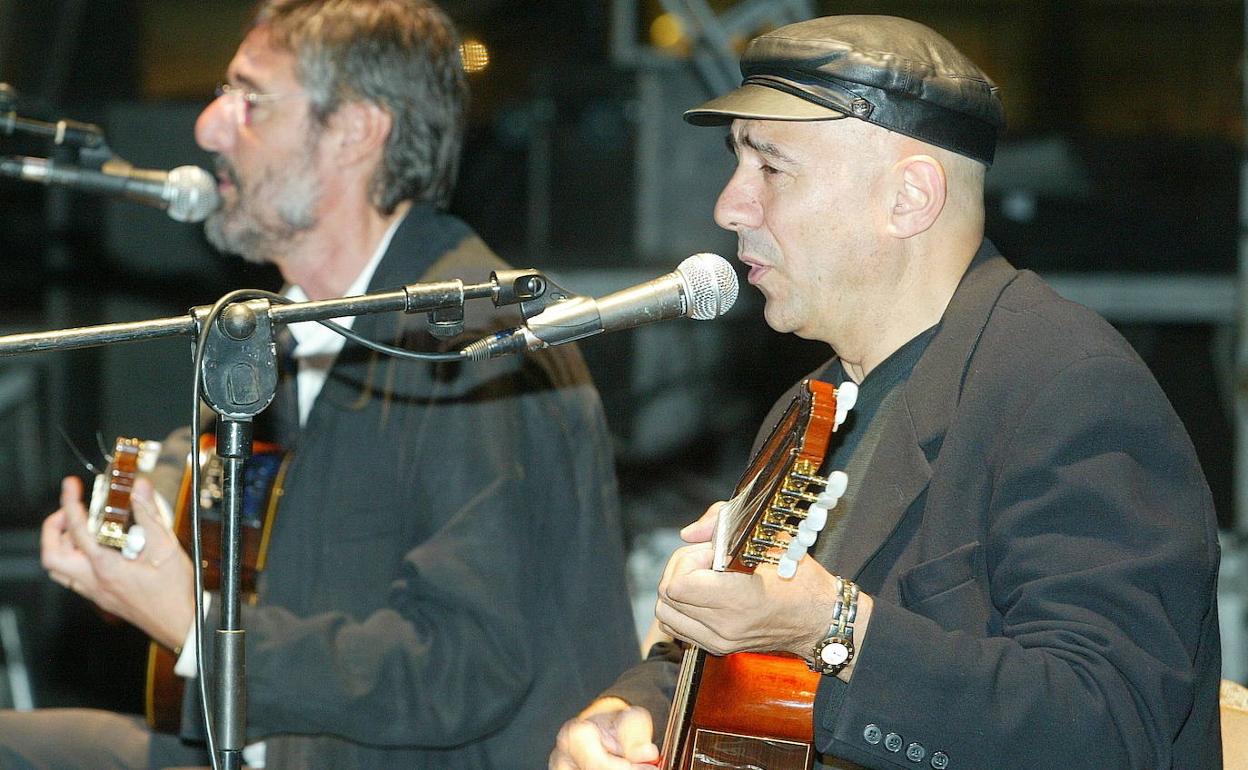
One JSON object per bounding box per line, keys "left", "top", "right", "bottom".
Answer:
{"left": 165, "top": 165, "right": 221, "bottom": 223}
{"left": 676, "top": 253, "right": 738, "bottom": 320}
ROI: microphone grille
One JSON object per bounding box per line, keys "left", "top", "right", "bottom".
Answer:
{"left": 166, "top": 165, "right": 221, "bottom": 223}
{"left": 677, "top": 253, "right": 739, "bottom": 320}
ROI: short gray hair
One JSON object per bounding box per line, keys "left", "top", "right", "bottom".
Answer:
{"left": 254, "top": 0, "right": 466, "bottom": 212}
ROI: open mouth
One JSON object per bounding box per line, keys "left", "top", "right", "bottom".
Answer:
{"left": 740, "top": 258, "right": 770, "bottom": 284}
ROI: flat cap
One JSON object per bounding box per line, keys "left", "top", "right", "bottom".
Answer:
{"left": 684, "top": 15, "right": 1006, "bottom": 165}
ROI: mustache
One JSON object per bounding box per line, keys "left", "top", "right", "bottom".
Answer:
{"left": 736, "top": 234, "right": 778, "bottom": 263}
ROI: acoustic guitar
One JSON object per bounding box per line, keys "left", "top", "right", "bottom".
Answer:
{"left": 659, "top": 378, "right": 855, "bottom": 770}
{"left": 88, "top": 434, "right": 290, "bottom": 732}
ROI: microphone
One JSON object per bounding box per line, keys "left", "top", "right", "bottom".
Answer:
{"left": 462, "top": 253, "right": 739, "bottom": 360}
{"left": 0, "top": 156, "right": 220, "bottom": 222}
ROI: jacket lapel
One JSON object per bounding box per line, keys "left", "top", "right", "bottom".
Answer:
{"left": 308, "top": 204, "right": 473, "bottom": 414}
{"left": 836, "top": 245, "right": 1019, "bottom": 580}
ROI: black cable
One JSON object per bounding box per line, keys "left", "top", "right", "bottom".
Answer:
{"left": 263, "top": 293, "right": 468, "bottom": 363}
{"left": 190, "top": 289, "right": 258, "bottom": 770}
{"left": 313, "top": 316, "right": 467, "bottom": 362}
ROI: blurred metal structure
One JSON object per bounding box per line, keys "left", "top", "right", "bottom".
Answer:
{"left": 0, "top": 363, "right": 51, "bottom": 517}
{"left": 611, "top": 0, "right": 813, "bottom": 79}
{"left": 1237, "top": 0, "right": 1248, "bottom": 540}
{"left": 1222, "top": 0, "right": 1248, "bottom": 684}
{"left": 607, "top": 0, "right": 811, "bottom": 263}
{"left": 0, "top": 529, "right": 42, "bottom": 711}
{"left": 613, "top": 0, "right": 813, "bottom": 93}
{"left": 0, "top": 605, "right": 33, "bottom": 710}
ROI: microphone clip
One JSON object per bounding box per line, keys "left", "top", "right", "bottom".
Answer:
{"left": 422, "top": 269, "right": 562, "bottom": 340}
{"left": 489, "top": 268, "right": 580, "bottom": 319}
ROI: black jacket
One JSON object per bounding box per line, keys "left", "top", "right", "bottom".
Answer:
{"left": 183, "top": 204, "right": 639, "bottom": 769}
{"left": 610, "top": 244, "right": 1221, "bottom": 769}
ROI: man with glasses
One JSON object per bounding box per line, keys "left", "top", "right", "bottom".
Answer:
{"left": 0, "top": 1, "right": 637, "bottom": 768}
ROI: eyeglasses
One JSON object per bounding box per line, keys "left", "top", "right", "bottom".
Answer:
{"left": 214, "top": 83, "right": 292, "bottom": 126}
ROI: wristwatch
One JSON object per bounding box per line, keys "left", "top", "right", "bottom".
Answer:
{"left": 810, "top": 577, "right": 858, "bottom": 676}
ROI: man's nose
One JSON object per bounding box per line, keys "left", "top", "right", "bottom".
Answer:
{"left": 194, "top": 93, "right": 236, "bottom": 154}
{"left": 714, "top": 169, "right": 762, "bottom": 233}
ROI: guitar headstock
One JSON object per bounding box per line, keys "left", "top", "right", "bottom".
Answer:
{"left": 88, "top": 437, "right": 162, "bottom": 559}
{"left": 715, "top": 380, "right": 857, "bottom": 577}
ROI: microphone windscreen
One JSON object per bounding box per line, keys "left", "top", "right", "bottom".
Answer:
{"left": 166, "top": 165, "right": 221, "bottom": 223}
{"left": 677, "top": 253, "right": 738, "bottom": 320}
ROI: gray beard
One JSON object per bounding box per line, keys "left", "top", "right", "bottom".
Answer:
{"left": 204, "top": 203, "right": 314, "bottom": 264}
{"left": 203, "top": 161, "right": 321, "bottom": 264}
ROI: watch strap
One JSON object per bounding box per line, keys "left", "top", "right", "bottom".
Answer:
{"left": 810, "top": 576, "right": 858, "bottom": 676}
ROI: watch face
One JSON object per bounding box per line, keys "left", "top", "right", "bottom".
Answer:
{"left": 821, "top": 641, "right": 850, "bottom": 666}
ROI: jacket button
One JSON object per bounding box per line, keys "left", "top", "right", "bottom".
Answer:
{"left": 906, "top": 742, "right": 926, "bottom": 763}
{"left": 931, "top": 751, "right": 950, "bottom": 769}
{"left": 884, "top": 733, "right": 903, "bottom": 752}
{"left": 863, "top": 724, "right": 882, "bottom": 744}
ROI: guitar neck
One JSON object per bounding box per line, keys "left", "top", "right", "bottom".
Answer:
{"left": 660, "top": 646, "right": 706, "bottom": 770}
{"left": 659, "top": 379, "right": 850, "bottom": 770}
{"left": 89, "top": 438, "right": 162, "bottom": 552}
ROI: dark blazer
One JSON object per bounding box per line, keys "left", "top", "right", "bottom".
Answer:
{"left": 611, "top": 244, "right": 1222, "bottom": 770}
{"left": 182, "top": 204, "right": 639, "bottom": 769}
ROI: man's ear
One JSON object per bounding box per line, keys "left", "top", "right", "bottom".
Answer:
{"left": 328, "top": 100, "right": 392, "bottom": 167}
{"left": 885, "top": 155, "right": 946, "bottom": 238}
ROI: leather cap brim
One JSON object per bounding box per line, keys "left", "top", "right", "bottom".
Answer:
{"left": 684, "top": 83, "right": 849, "bottom": 126}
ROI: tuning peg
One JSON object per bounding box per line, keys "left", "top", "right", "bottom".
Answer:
{"left": 795, "top": 522, "right": 818, "bottom": 547}
{"left": 136, "top": 440, "right": 162, "bottom": 473}
{"left": 820, "top": 470, "right": 848, "bottom": 502}
{"left": 121, "top": 525, "right": 147, "bottom": 561}
{"left": 778, "top": 536, "right": 810, "bottom": 579}
{"left": 835, "top": 382, "right": 858, "bottom": 427}
{"left": 804, "top": 504, "right": 828, "bottom": 531}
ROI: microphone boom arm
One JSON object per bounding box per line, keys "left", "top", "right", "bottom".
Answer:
{"left": 0, "top": 277, "right": 506, "bottom": 357}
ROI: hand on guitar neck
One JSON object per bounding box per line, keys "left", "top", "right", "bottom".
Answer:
{"left": 551, "top": 501, "right": 876, "bottom": 770}
{"left": 40, "top": 475, "right": 196, "bottom": 651}
{"left": 659, "top": 501, "right": 873, "bottom": 673}
{"left": 553, "top": 380, "right": 863, "bottom": 769}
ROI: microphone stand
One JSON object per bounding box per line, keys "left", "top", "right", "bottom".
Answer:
{"left": 0, "top": 272, "right": 546, "bottom": 770}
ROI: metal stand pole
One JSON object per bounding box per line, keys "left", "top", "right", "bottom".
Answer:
{"left": 213, "top": 418, "right": 252, "bottom": 770}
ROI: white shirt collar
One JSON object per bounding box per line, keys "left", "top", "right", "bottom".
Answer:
{"left": 283, "top": 215, "right": 404, "bottom": 352}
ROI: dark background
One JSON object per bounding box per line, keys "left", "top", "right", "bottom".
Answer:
{"left": 0, "top": 0, "right": 1241, "bottom": 712}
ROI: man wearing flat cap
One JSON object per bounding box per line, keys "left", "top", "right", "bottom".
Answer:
{"left": 551, "top": 14, "right": 1221, "bottom": 770}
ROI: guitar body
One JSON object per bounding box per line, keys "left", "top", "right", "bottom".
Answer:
{"left": 667, "top": 651, "right": 820, "bottom": 770}
{"left": 661, "top": 379, "right": 843, "bottom": 770}
{"left": 87, "top": 434, "right": 289, "bottom": 733}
